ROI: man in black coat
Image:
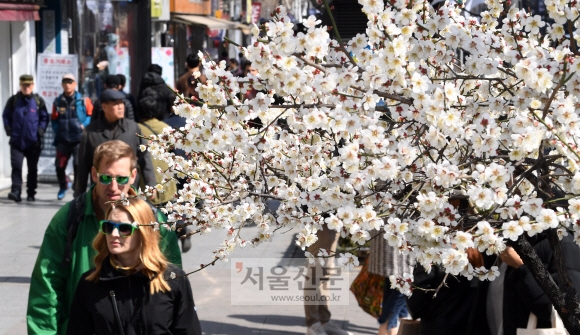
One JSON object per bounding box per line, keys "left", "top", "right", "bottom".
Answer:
{"left": 75, "top": 89, "right": 155, "bottom": 196}
{"left": 137, "top": 64, "right": 176, "bottom": 121}
{"left": 502, "top": 233, "right": 580, "bottom": 334}
{"left": 91, "top": 75, "right": 135, "bottom": 123}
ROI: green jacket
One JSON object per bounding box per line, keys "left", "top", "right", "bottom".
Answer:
{"left": 26, "top": 186, "right": 182, "bottom": 334}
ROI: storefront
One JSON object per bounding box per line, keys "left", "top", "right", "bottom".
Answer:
{"left": 67, "top": 0, "right": 152, "bottom": 97}
{"left": 0, "top": 0, "right": 41, "bottom": 183}
{"left": 167, "top": 0, "right": 250, "bottom": 82}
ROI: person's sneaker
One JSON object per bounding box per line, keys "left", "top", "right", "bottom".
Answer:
{"left": 322, "top": 321, "right": 352, "bottom": 335}
{"left": 8, "top": 191, "right": 21, "bottom": 202}
{"left": 306, "top": 322, "right": 328, "bottom": 335}
{"left": 58, "top": 189, "right": 67, "bottom": 200}
{"left": 27, "top": 195, "right": 35, "bottom": 202}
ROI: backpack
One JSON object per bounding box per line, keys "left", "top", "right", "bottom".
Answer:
{"left": 61, "top": 191, "right": 160, "bottom": 267}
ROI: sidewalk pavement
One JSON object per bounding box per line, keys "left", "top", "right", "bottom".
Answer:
{"left": 0, "top": 177, "right": 10, "bottom": 192}
{"left": 0, "top": 183, "right": 377, "bottom": 335}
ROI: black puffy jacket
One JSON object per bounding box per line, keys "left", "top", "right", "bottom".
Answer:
{"left": 503, "top": 233, "right": 580, "bottom": 335}
{"left": 67, "top": 258, "right": 201, "bottom": 335}
{"left": 138, "top": 72, "right": 176, "bottom": 121}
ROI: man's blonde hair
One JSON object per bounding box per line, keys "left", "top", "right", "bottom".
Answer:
{"left": 93, "top": 140, "right": 137, "bottom": 170}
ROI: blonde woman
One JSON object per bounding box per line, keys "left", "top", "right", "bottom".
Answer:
{"left": 67, "top": 197, "right": 201, "bottom": 335}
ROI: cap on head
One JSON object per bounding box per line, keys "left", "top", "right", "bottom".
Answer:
{"left": 19, "top": 75, "right": 34, "bottom": 85}
{"left": 100, "top": 89, "right": 126, "bottom": 103}
{"left": 62, "top": 73, "right": 76, "bottom": 82}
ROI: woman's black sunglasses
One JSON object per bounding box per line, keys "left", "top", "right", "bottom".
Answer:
{"left": 100, "top": 220, "right": 137, "bottom": 237}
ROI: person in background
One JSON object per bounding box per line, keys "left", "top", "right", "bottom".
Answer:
{"left": 117, "top": 74, "right": 136, "bottom": 113}
{"left": 407, "top": 248, "right": 485, "bottom": 335}
{"left": 175, "top": 54, "right": 207, "bottom": 100}
{"left": 138, "top": 64, "right": 176, "bottom": 121}
{"left": 52, "top": 73, "right": 93, "bottom": 200}
{"left": 66, "top": 197, "right": 201, "bottom": 335}
{"left": 304, "top": 224, "right": 352, "bottom": 335}
{"left": 137, "top": 95, "right": 191, "bottom": 253}
{"left": 75, "top": 89, "right": 156, "bottom": 196}
{"left": 368, "top": 230, "right": 411, "bottom": 335}
{"left": 135, "top": 95, "right": 177, "bottom": 206}
{"left": 91, "top": 74, "right": 134, "bottom": 123}
{"left": 228, "top": 58, "right": 241, "bottom": 76}
{"left": 501, "top": 233, "right": 580, "bottom": 335}
{"left": 2, "top": 74, "right": 49, "bottom": 202}
{"left": 27, "top": 140, "right": 181, "bottom": 334}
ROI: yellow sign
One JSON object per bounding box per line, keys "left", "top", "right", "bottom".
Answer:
{"left": 151, "top": 0, "right": 162, "bottom": 18}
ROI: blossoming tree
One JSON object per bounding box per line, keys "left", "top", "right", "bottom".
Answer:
{"left": 143, "top": 0, "right": 580, "bottom": 331}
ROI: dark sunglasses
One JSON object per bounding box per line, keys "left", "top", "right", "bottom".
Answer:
{"left": 97, "top": 173, "right": 130, "bottom": 185}
{"left": 62, "top": 79, "right": 74, "bottom": 84}
{"left": 100, "top": 220, "right": 137, "bottom": 237}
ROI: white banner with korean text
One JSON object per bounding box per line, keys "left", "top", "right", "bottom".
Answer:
{"left": 36, "top": 53, "right": 79, "bottom": 179}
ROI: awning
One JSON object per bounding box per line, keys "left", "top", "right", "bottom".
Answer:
{"left": 0, "top": 4, "right": 40, "bottom": 21}
{"left": 173, "top": 14, "right": 251, "bottom": 33}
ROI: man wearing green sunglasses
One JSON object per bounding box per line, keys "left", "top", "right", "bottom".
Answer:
{"left": 74, "top": 88, "right": 156, "bottom": 197}
{"left": 27, "top": 140, "right": 182, "bottom": 335}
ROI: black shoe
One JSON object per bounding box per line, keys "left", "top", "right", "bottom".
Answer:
{"left": 27, "top": 195, "right": 35, "bottom": 202}
{"left": 181, "top": 237, "right": 192, "bottom": 253}
{"left": 8, "top": 191, "right": 21, "bottom": 202}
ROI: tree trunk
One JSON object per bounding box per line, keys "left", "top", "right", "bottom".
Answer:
{"left": 512, "top": 234, "right": 580, "bottom": 334}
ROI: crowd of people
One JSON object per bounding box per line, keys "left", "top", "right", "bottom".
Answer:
{"left": 3, "top": 54, "right": 580, "bottom": 335}
{"left": 0, "top": 61, "right": 202, "bottom": 333}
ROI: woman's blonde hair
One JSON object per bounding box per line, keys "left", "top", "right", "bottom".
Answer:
{"left": 86, "top": 197, "right": 171, "bottom": 294}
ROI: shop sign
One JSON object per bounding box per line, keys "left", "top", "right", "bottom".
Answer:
{"left": 36, "top": 53, "right": 78, "bottom": 177}
{"left": 251, "top": 2, "right": 260, "bottom": 24}
{"left": 152, "top": 0, "right": 169, "bottom": 20}
{"left": 151, "top": 0, "right": 162, "bottom": 17}
{"left": 36, "top": 53, "right": 78, "bottom": 112}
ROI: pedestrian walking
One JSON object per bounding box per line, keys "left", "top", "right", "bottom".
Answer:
{"left": 51, "top": 73, "right": 93, "bottom": 200}
{"left": 67, "top": 197, "right": 202, "bottom": 335}
{"left": 135, "top": 95, "right": 177, "bottom": 206}
{"left": 91, "top": 74, "right": 135, "bottom": 123}
{"left": 407, "top": 248, "right": 484, "bottom": 335}
{"left": 368, "top": 229, "right": 412, "bottom": 335}
{"left": 138, "top": 64, "right": 176, "bottom": 121}
{"left": 74, "top": 89, "right": 156, "bottom": 197}
{"left": 27, "top": 140, "right": 181, "bottom": 334}
{"left": 175, "top": 54, "right": 206, "bottom": 100}
{"left": 117, "top": 74, "right": 136, "bottom": 112}
{"left": 304, "top": 224, "right": 352, "bottom": 335}
{"left": 2, "top": 74, "right": 49, "bottom": 202}
{"left": 502, "top": 234, "right": 580, "bottom": 335}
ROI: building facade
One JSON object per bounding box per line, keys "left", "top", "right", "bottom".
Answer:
{"left": 0, "top": 0, "right": 40, "bottom": 182}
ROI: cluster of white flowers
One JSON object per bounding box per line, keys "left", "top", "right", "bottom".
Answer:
{"left": 141, "top": 0, "right": 580, "bottom": 293}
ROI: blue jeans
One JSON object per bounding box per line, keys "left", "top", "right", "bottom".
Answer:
{"left": 378, "top": 278, "right": 408, "bottom": 330}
